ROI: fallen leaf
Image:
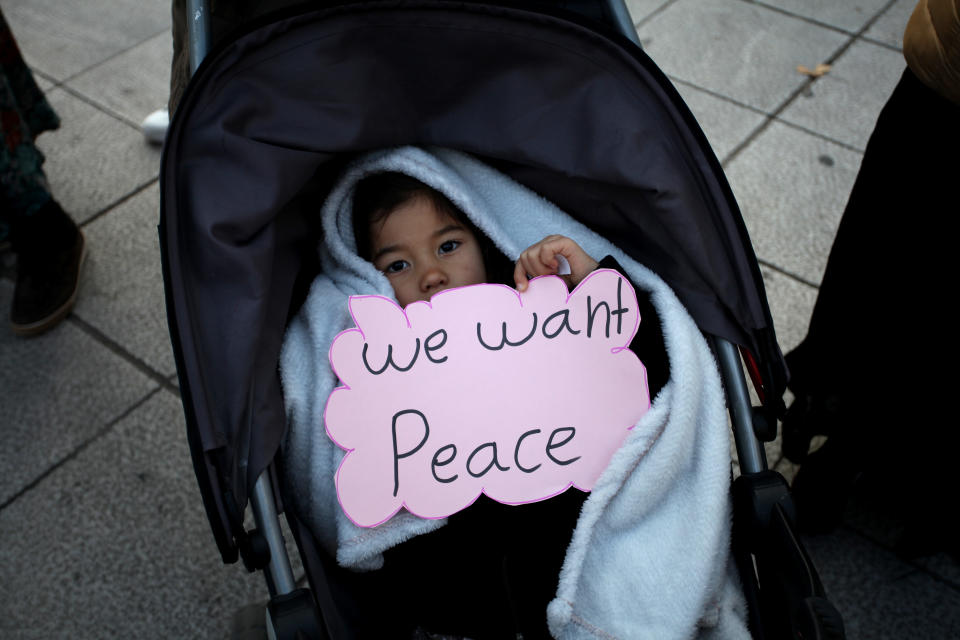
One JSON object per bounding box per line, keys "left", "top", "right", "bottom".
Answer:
{"left": 797, "top": 63, "right": 832, "bottom": 78}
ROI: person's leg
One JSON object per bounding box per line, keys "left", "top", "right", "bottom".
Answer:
{"left": 1, "top": 9, "right": 84, "bottom": 336}
{"left": 785, "top": 68, "right": 959, "bottom": 542}
{"left": 786, "top": 69, "right": 953, "bottom": 398}
{"left": 786, "top": 68, "right": 957, "bottom": 446}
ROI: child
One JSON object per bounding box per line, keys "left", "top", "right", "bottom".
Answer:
{"left": 280, "top": 147, "right": 747, "bottom": 640}
{"left": 349, "top": 172, "right": 669, "bottom": 639}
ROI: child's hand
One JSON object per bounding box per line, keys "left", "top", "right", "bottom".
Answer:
{"left": 514, "top": 235, "right": 599, "bottom": 292}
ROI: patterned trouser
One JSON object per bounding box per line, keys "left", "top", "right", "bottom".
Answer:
{"left": 1, "top": 8, "right": 61, "bottom": 240}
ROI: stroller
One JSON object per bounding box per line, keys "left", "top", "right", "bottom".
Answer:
{"left": 160, "top": 0, "right": 845, "bottom": 637}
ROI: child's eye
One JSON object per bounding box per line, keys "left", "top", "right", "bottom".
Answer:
{"left": 439, "top": 240, "right": 461, "bottom": 255}
{"left": 383, "top": 260, "right": 409, "bottom": 275}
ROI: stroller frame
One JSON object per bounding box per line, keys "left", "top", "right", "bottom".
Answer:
{"left": 170, "top": 1, "right": 844, "bottom": 637}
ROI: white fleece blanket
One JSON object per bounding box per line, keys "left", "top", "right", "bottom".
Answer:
{"left": 280, "top": 147, "right": 748, "bottom": 639}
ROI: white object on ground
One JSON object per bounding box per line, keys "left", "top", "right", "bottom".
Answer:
{"left": 141, "top": 108, "right": 169, "bottom": 145}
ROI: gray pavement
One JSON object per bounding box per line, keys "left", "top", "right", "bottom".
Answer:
{"left": 1, "top": 0, "right": 957, "bottom": 638}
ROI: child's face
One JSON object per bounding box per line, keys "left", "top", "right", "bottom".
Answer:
{"left": 369, "top": 195, "right": 487, "bottom": 307}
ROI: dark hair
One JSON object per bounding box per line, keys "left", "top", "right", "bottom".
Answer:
{"left": 352, "top": 172, "right": 513, "bottom": 284}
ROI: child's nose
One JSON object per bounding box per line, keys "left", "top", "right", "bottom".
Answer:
{"left": 420, "top": 265, "right": 448, "bottom": 293}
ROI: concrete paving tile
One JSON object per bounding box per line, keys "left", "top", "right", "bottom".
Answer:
{"left": 839, "top": 474, "right": 957, "bottom": 559}
{"left": 625, "top": 0, "right": 673, "bottom": 24}
{"left": 916, "top": 553, "right": 960, "bottom": 589}
{"left": 35, "top": 88, "right": 161, "bottom": 225}
{"left": 67, "top": 32, "right": 172, "bottom": 127}
{"left": 758, "top": 265, "right": 817, "bottom": 355}
{"left": 779, "top": 40, "right": 906, "bottom": 151}
{"left": 801, "top": 528, "right": 960, "bottom": 639}
{"left": 723, "top": 121, "right": 862, "bottom": 285}
{"left": 806, "top": 471, "right": 960, "bottom": 591}
{"left": 73, "top": 183, "right": 175, "bottom": 376}
{"left": 772, "top": 455, "right": 798, "bottom": 483}
{"left": 0, "top": 281, "right": 157, "bottom": 506}
{"left": 755, "top": 0, "right": 891, "bottom": 33}
{"left": 763, "top": 434, "right": 784, "bottom": 470}
{"left": 0, "top": 0, "right": 170, "bottom": 82}
{"left": 840, "top": 482, "right": 906, "bottom": 549}
{"left": 0, "top": 391, "right": 268, "bottom": 640}
{"left": 672, "top": 82, "right": 767, "bottom": 161}
{"left": 864, "top": 0, "right": 915, "bottom": 49}
{"left": 32, "top": 70, "right": 55, "bottom": 93}
{"left": 636, "top": 0, "right": 849, "bottom": 113}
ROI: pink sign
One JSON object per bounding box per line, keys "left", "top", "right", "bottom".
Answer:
{"left": 324, "top": 270, "right": 651, "bottom": 528}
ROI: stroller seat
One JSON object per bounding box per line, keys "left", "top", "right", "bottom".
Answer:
{"left": 160, "top": 1, "right": 842, "bottom": 638}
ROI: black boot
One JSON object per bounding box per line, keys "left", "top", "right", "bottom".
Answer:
{"left": 780, "top": 391, "right": 845, "bottom": 463}
{"left": 9, "top": 199, "right": 86, "bottom": 336}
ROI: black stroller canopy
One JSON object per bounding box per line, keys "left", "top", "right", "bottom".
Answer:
{"left": 161, "top": 0, "right": 785, "bottom": 559}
